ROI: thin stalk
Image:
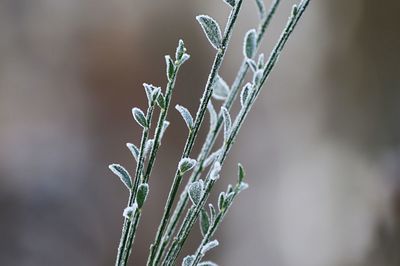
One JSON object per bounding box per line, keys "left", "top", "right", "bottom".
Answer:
{"left": 162, "top": 1, "right": 310, "bottom": 264}
{"left": 147, "top": 1, "right": 244, "bottom": 265}
{"left": 115, "top": 102, "right": 156, "bottom": 266}
{"left": 159, "top": 0, "right": 281, "bottom": 254}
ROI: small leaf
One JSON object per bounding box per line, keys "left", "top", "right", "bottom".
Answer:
{"left": 198, "top": 261, "right": 218, "bottom": 266}
{"left": 238, "top": 182, "right": 249, "bottom": 192}
{"left": 160, "top": 120, "right": 170, "bottom": 139}
{"left": 240, "top": 83, "right": 252, "bottom": 107}
{"left": 178, "top": 158, "right": 197, "bottom": 174}
{"left": 212, "top": 75, "right": 230, "bottom": 101}
{"left": 136, "top": 183, "right": 149, "bottom": 208}
{"left": 143, "top": 83, "right": 154, "bottom": 105}
{"left": 189, "top": 180, "right": 204, "bottom": 205}
{"left": 246, "top": 58, "right": 257, "bottom": 72}
{"left": 109, "top": 164, "right": 132, "bottom": 190}
{"left": 123, "top": 203, "right": 137, "bottom": 220}
{"left": 144, "top": 139, "right": 154, "bottom": 157}
{"left": 165, "top": 55, "right": 175, "bottom": 81}
{"left": 176, "top": 105, "right": 194, "bottom": 130}
{"left": 175, "top": 39, "right": 186, "bottom": 61}
{"left": 227, "top": 184, "right": 233, "bottom": 194}
{"left": 208, "top": 203, "right": 216, "bottom": 223}
{"left": 243, "top": 29, "right": 257, "bottom": 59}
{"left": 157, "top": 93, "right": 166, "bottom": 109}
{"left": 126, "top": 143, "right": 139, "bottom": 162}
{"left": 207, "top": 102, "right": 217, "bottom": 128}
{"left": 199, "top": 208, "right": 210, "bottom": 236}
{"left": 204, "top": 148, "right": 222, "bottom": 168}
{"left": 210, "top": 161, "right": 221, "bottom": 181}
{"left": 218, "top": 192, "right": 226, "bottom": 211}
{"left": 151, "top": 87, "right": 161, "bottom": 102}
{"left": 196, "top": 15, "right": 222, "bottom": 50}
{"left": 201, "top": 239, "right": 219, "bottom": 255}
{"left": 238, "top": 163, "right": 246, "bottom": 183}
{"left": 257, "top": 53, "right": 265, "bottom": 69}
{"left": 182, "top": 255, "right": 195, "bottom": 266}
{"left": 223, "top": 0, "right": 236, "bottom": 7}
{"left": 255, "top": 0, "right": 266, "bottom": 19}
{"left": 291, "top": 4, "right": 298, "bottom": 17}
{"left": 132, "top": 107, "right": 147, "bottom": 128}
{"left": 226, "top": 191, "right": 235, "bottom": 204}
{"left": 253, "top": 69, "right": 263, "bottom": 85}
{"left": 221, "top": 107, "right": 232, "bottom": 142}
{"left": 179, "top": 53, "right": 190, "bottom": 65}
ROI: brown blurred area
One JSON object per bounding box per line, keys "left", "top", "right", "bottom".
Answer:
{"left": 0, "top": 0, "right": 399, "bottom": 265}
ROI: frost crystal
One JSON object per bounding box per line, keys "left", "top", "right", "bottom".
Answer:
{"left": 123, "top": 203, "right": 137, "bottom": 220}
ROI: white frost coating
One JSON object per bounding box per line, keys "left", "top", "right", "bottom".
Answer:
{"left": 144, "top": 139, "right": 154, "bottom": 158}
{"left": 238, "top": 182, "right": 249, "bottom": 192}
{"left": 196, "top": 15, "right": 222, "bottom": 50}
{"left": 246, "top": 58, "right": 257, "bottom": 72}
{"left": 182, "top": 255, "right": 195, "bottom": 266}
{"left": 253, "top": 69, "right": 263, "bottom": 85}
{"left": 201, "top": 239, "right": 219, "bottom": 255}
{"left": 243, "top": 29, "right": 257, "bottom": 59}
{"left": 189, "top": 179, "right": 204, "bottom": 205}
{"left": 255, "top": 0, "right": 266, "bottom": 19}
{"left": 218, "top": 191, "right": 226, "bottom": 211}
{"left": 207, "top": 102, "right": 217, "bottom": 128}
{"left": 257, "top": 53, "right": 265, "bottom": 69}
{"left": 221, "top": 107, "right": 232, "bottom": 142}
{"left": 160, "top": 121, "right": 170, "bottom": 139}
{"left": 123, "top": 203, "right": 137, "bottom": 220}
{"left": 178, "top": 158, "right": 197, "bottom": 174}
{"left": 176, "top": 104, "right": 194, "bottom": 130}
{"left": 204, "top": 148, "right": 222, "bottom": 168}
{"left": 223, "top": 0, "right": 236, "bottom": 7}
{"left": 208, "top": 203, "right": 216, "bottom": 223}
{"left": 198, "top": 261, "right": 218, "bottom": 266}
{"left": 151, "top": 86, "right": 161, "bottom": 102}
{"left": 212, "top": 75, "right": 230, "bottom": 101}
{"left": 126, "top": 143, "right": 139, "bottom": 162}
{"left": 240, "top": 83, "right": 252, "bottom": 107}
{"left": 143, "top": 83, "right": 154, "bottom": 104}
{"left": 210, "top": 161, "right": 221, "bottom": 181}
{"left": 132, "top": 107, "right": 147, "bottom": 128}
{"left": 109, "top": 164, "right": 132, "bottom": 190}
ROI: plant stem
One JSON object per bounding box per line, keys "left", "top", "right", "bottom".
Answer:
{"left": 147, "top": 1, "right": 244, "bottom": 265}
{"left": 158, "top": 0, "right": 281, "bottom": 257}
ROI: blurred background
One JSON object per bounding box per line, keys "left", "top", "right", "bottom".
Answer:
{"left": 1, "top": 0, "right": 399, "bottom": 265}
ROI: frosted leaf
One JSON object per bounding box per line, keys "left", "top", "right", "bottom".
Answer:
{"left": 136, "top": 183, "right": 149, "bottom": 208}
{"left": 160, "top": 120, "right": 170, "bottom": 139}
{"left": 207, "top": 102, "right": 217, "bottom": 128}
{"left": 243, "top": 29, "right": 257, "bottom": 59}
{"left": 176, "top": 105, "right": 194, "bottom": 130}
{"left": 291, "top": 4, "right": 298, "bottom": 17}
{"left": 109, "top": 164, "right": 132, "bottom": 190}
{"left": 223, "top": 0, "right": 236, "bottom": 7}
{"left": 151, "top": 87, "right": 161, "bottom": 103}
{"left": 238, "top": 182, "right": 249, "bottom": 192}
{"left": 143, "top": 83, "right": 160, "bottom": 105}
{"left": 240, "top": 82, "right": 252, "bottom": 107}
{"left": 255, "top": 0, "right": 266, "bottom": 19}
{"left": 175, "top": 39, "right": 186, "bottom": 61}
{"left": 226, "top": 191, "right": 235, "bottom": 203}
{"left": 246, "top": 58, "right": 257, "bottom": 72}
{"left": 179, "top": 53, "right": 190, "bottom": 65}
{"left": 257, "top": 53, "right": 265, "bottom": 69}
{"left": 178, "top": 158, "right": 197, "bottom": 174}
{"left": 196, "top": 15, "right": 222, "bottom": 50}
{"left": 253, "top": 69, "right": 263, "bottom": 85}
{"left": 227, "top": 184, "right": 233, "bottom": 194}
{"left": 198, "top": 261, "right": 218, "bottom": 266}
{"left": 126, "top": 143, "right": 139, "bottom": 162}
{"left": 132, "top": 107, "right": 147, "bottom": 128}
{"left": 123, "top": 203, "right": 137, "bottom": 220}
{"left": 218, "top": 192, "right": 226, "bottom": 211}
{"left": 221, "top": 107, "right": 232, "bottom": 142}
{"left": 144, "top": 139, "right": 154, "bottom": 158}
{"left": 165, "top": 55, "right": 175, "bottom": 81}
{"left": 157, "top": 93, "right": 166, "bottom": 109}
{"left": 238, "top": 163, "right": 246, "bottom": 183}
{"left": 199, "top": 208, "right": 210, "bottom": 236}
{"left": 201, "top": 239, "right": 219, "bottom": 255}
{"left": 189, "top": 179, "right": 204, "bottom": 206}
{"left": 210, "top": 161, "right": 221, "bottom": 181}
{"left": 212, "top": 75, "right": 230, "bottom": 101}
{"left": 204, "top": 148, "right": 222, "bottom": 168}
{"left": 208, "top": 203, "right": 216, "bottom": 224}
{"left": 182, "top": 255, "right": 195, "bottom": 266}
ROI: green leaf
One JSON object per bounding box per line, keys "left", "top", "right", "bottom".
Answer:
{"left": 132, "top": 107, "right": 147, "bottom": 128}
{"left": 221, "top": 107, "right": 232, "bottom": 142}
{"left": 175, "top": 39, "right": 186, "bottom": 61}
{"left": 175, "top": 104, "right": 194, "bottom": 130}
{"left": 218, "top": 192, "right": 226, "bottom": 211}
{"left": 208, "top": 203, "right": 216, "bottom": 224}
{"left": 109, "top": 164, "right": 132, "bottom": 190}
{"left": 178, "top": 158, "right": 197, "bottom": 174}
{"left": 212, "top": 75, "right": 230, "bottom": 100}
{"left": 199, "top": 208, "right": 210, "bottom": 236}
{"left": 136, "top": 183, "right": 149, "bottom": 208}
{"left": 238, "top": 163, "right": 246, "bottom": 183}
{"left": 157, "top": 92, "right": 166, "bottom": 109}
{"left": 196, "top": 15, "right": 222, "bottom": 50}
{"left": 189, "top": 180, "right": 204, "bottom": 206}
{"left": 165, "top": 55, "right": 175, "bottom": 81}
{"left": 243, "top": 29, "right": 257, "bottom": 59}
{"left": 126, "top": 143, "right": 139, "bottom": 162}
